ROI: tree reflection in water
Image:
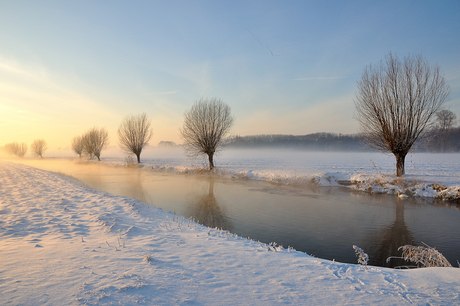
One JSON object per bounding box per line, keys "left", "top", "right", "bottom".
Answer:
{"left": 124, "top": 169, "right": 152, "bottom": 205}
{"left": 365, "top": 200, "right": 415, "bottom": 267}
{"left": 186, "top": 178, "right": 233, "bottom": 231}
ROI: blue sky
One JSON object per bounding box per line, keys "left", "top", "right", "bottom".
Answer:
{"left": 1, "top": 1, "right": 459, "bottom": 148}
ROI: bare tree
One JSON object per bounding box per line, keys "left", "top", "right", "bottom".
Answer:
{"left": 4, "top": 143, "right": 16, "bottom": 156}
{"left": 118, "top": 113, "right": 153, "bottom": 163}
{"left": 436, "top": 110, "right": 457, "bottom": 133}
{"left": 16, "top": 143, "right": 27, "bottom": 157}
{"left": 4, "top": 142, "right": 28, "bottom": 157}
{"left": 82, "top": 127, "right": 109, "bottom": 161}
{"left": 31, "top": 139, "right": 47, "bottom": 158}
{"left": 180, "top": 98, "right": 234, "bottom": 170}
{"left": 354, "top": 52, "right": 450, "bottom": 176}
{"left": 425, "top": 110, "right": 458, "bottom": 152}
{"left": 71, "top": 136, "right": 84, "bottom": 158}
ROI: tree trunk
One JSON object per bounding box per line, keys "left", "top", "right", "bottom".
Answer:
{"left": 136, "top": 153, "right": 141, "bottom": 163}
{"left": 208, "top": 153, "right": 214, "bottom": 170}
{"left": 395, "top": 153, "right": 406, "bottom": 177}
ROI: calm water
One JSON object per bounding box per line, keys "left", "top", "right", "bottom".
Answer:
{"left": 13, "top": 158, "right": 460, "bottom": 267}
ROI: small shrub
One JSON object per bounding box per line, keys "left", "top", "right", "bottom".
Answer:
{"left": 353, "top": 245, "right": 369, "bottom": 269}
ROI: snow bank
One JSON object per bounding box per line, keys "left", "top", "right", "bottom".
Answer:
{"left": 1, "top": 161, "right": 459, "bottom": 305}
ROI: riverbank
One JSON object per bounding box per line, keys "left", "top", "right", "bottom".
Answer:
{"left": 1, "top": 161, "right": 459, "bottom": 305}
{"left": 99, "top": 150, "right": 460, "bottom": 202}
{"left": 6, "top": 149, "right": 460, "bottom": 201}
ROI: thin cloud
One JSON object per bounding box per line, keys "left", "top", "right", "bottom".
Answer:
{"left": 293, "top": 77, "right": 346, "bottom": 81}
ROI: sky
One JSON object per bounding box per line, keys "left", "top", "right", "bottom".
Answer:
{"left": 0, "top": 0, "right": 459, "bottom": 149}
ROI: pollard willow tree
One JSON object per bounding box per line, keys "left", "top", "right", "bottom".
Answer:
{"left": 71, "top": 135, "right": 84, "bottom": 158}
{"left": 180, "top": 98, "right": 234, "bottom": 170}
{"left": 4, "top": 142, "right": 28, "bottom": 157}
{"left": 82, "top": 127, "right": 109, "bottom": 161}
{"left": 118, "top": 113, "right": 153, "bottom": 163}
{"left": 354, "top": 52, "right": 450, "bottom": 176}
{"left": 31, "top": 139, "right": 47, "bottom": 158}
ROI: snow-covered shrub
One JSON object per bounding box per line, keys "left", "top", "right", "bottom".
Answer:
{"left": 436, "top": 186, "right": 460, "bottom": 202}
{"left": 353, "top": 245, "right": 369, "bottom": 268}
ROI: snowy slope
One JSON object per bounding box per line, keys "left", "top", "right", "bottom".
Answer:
{"left": 1, "top": 161, "right": 459, "bottom": 305}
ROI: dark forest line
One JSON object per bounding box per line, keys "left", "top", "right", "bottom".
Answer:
{"left": 223, "top": 129, "right": 460, "bottom": 153}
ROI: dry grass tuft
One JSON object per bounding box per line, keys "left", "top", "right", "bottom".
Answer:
{"left": 394, "top": 243, "right": 452, "bottom": 268}
{"left": 143, "top": 254, "right": 152, "bottom": 263}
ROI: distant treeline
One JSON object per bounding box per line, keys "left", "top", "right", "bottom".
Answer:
{"left": 421, "top": 127, "right": 460, "bottom": 153}
{"left": 224, "top": 130, "right": 460, "bottom": 152}
{"left": 224, "top": 133, "right": 368, "bottom": 151}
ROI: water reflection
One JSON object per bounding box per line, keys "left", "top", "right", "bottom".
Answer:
{"left": 186, "top": 178, "right": 233, "bottom": 231}
{"left": 121, "top": 170, "right": 152, "bottom": 204}
{"left": 365, "top": 200, "right": 415, "bottom": 267}
{"left": 76, "top": 164, "right": 154, "bottom": 205}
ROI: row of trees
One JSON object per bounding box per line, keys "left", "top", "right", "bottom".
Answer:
{"left": 71, "top": 127, "right": 109, "bottom": 161}
{"left": 2, "top": 52, "right": 451, "bottom": 177}
{"left": 223, "top": 112, "right": 458, "bottom": 152}
{"left": 4, "top": 139, "right": 48, "bottom": 158}
{"left": 69, "top": 100, "right": 233, "bottom": 171}
{"left": 423, "top": 111, "right": 459, "bottom": 152}
{"left": 176, "top": 53, "right": 452, "bottom": 175}
{"left": 71, "top": 54, "right": 452, "bottom": 176}
{"left": 424, "top": 128, "right": 460, "bottom": 152}
{"left": 224, "top": 133, "right": 366, "bottom": 151}
{"left": 71, "top": 113, "right": 153, "bottom": 162}
{"left": 186, "top": 54, "right": 452, "bottom": 176}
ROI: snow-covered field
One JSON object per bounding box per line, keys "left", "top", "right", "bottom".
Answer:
{"left": 1, "top": 160, "right": 460, "bottom": 305}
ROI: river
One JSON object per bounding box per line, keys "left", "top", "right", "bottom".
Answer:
{"left": 10, "top": 158, "right": 460, "bottom": 267}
